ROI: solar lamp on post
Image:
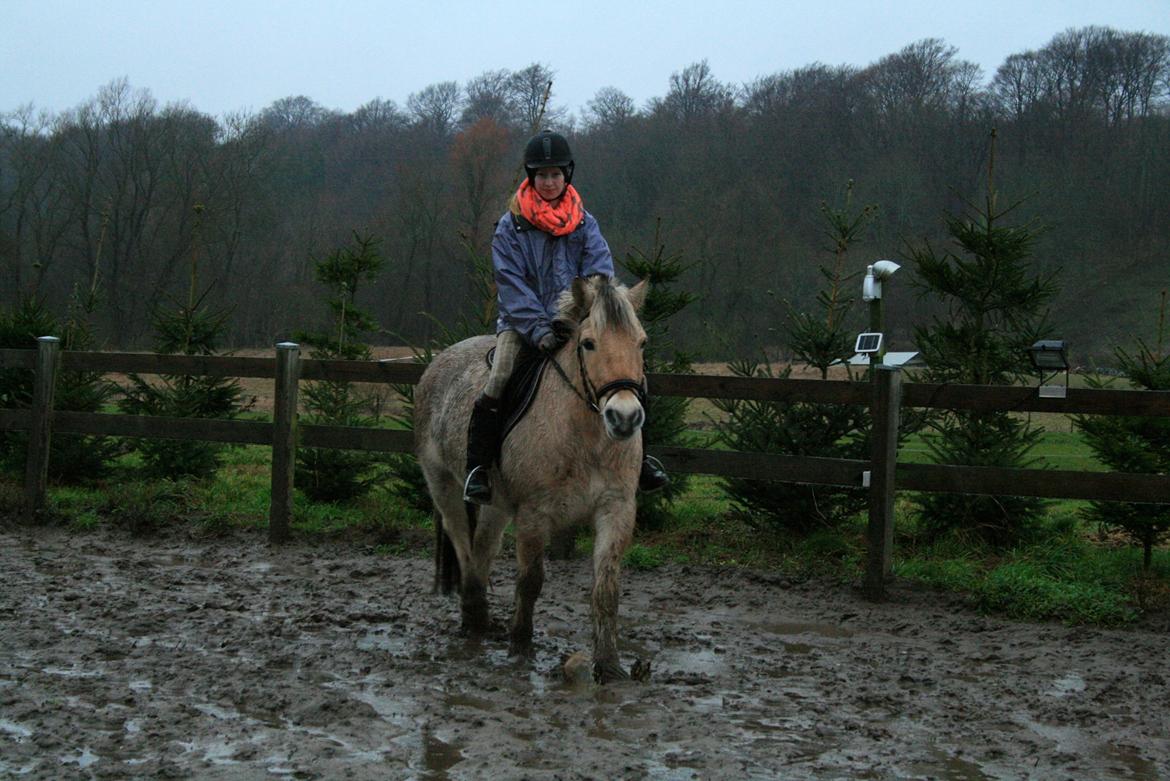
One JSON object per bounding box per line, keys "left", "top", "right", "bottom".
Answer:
{"left": 861, "top": 259, "right": 900, "bottom": 367}
{"left": 1027, "top": 339, "right": 1069, "bottom": 399}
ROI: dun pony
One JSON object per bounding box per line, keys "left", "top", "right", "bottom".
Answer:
{"left": 413, "top": 275, "right": 649, "bottom": 682}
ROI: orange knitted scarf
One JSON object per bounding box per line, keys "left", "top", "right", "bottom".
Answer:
{"left": 514, "top": 180, "right": 584, "bottom": 237}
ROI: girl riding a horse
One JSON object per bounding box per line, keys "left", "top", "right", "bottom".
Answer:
{"left": 462, "top": 129, "right": 668, "bottom": 504}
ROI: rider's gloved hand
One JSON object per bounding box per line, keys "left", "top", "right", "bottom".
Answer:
{"left": 537, "top": 332, "right": 559, "bottom": 353}
{"left": 551, "top": 319, "right": 574, "bottom": 343}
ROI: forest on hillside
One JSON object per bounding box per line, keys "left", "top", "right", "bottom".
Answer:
{"left": 2, "top": 26, "right": 1168, "bottom": 363}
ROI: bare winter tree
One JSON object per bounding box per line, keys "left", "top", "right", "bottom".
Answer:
{"left": 991, "top": 51, "right": 1046, "bottom": 121}
{"left": 449, "top": 118, "right": 511, "bottom": 255}
{"left": 348, "top": 98, "right": 407, "bottom": 133}
{"left": 461, "top": 69, "right": 516, "bottom": 128}
{"left": 584, "top": 87, "right": 637, "bottom": 131}
{"left": 509, "top": 63, "right": 564, "bottom": 130}
{"left": 861, "top": 39, "right": 977, "bottom": 118}
{"left": 407, "top": 82, "right": 462, "bottom": 138}
{"left": 0, "top": 105, "right": 70, "bottom": 302}
{"left": 259, "top": 95, "right": 333, "bottom": 131}
{"left": 655, "top": 60, "right": 733, "bottom": 122}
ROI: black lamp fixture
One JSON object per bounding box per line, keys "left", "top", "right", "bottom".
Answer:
{"left": 1027, "top": 339, "right": 1069, "bottom": 398}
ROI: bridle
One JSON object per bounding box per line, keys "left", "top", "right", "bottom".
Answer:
{"left": 547, "top": 329, "right": 646, "bottom": 414}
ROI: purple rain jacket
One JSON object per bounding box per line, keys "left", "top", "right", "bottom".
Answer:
{"left": 491, "top": 209, "right": 616, "bottom": 347}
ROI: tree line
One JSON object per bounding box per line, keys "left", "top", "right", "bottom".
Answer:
{"left": 2, "top": 27, "right": 1168, "bottom": 362}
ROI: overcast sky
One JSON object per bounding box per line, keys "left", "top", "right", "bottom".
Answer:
{"left": 4, "top": 0, "right": 1169, "bottom": 120}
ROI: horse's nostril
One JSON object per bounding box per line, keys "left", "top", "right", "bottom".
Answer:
{"left": 605, "top": 408, "right": 621, "bottom": 427}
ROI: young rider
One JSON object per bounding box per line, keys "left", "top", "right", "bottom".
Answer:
{"left": 462, "top": 129, "right": 668, "bottom": 504}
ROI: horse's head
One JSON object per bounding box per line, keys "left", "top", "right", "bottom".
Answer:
{"left": 555, "top": 275, "right": 649, "bottom": 441}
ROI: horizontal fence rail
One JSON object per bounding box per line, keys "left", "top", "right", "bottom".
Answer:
{"left": 3, "top": 342, "right": 1169, "bottom": 599}
{"left": 6, "top": 347, "right": 1168, "bottom": 416}
{"left": 898, "top": 463, "right": 1170, "bottom": 504}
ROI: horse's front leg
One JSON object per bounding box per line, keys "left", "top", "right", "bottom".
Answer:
{"left": 509, "top": 518, "right": 546, "bottom": 656}
{"left": 591, "top": 501, "right": 636, "bottom": 683}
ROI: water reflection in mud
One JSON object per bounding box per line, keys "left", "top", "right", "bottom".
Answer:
{"left": 418, "top": 725, "right": 464, "bottom": 779}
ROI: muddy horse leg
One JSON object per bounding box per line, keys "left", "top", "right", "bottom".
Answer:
{"left": 459, "top": 575, "right": 490, "bottom": 635}
{"left": 591, "top": 507, "right": 635, "bottom": 683}
{"left": 462, "top": 505, "right": 508, "bottom": 635}
{"left": 509, "top": 521, "right": 546, "bottom": 656}
{"left": 427, "top": 478, "right": 491, "bottom": 634}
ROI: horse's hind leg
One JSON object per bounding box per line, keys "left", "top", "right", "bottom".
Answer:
{"left": 428, "top": 477, "right": 491, "bottom": 634}
{"left": 509, "top": 517, "right": 547, "bottom": 656}
{"left": 433, "top": 510, "right": 459, "bottom": 595}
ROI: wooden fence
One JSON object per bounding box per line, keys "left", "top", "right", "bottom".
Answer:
{"left": 3, "top": 338, "right": 1170, "bottom": 599}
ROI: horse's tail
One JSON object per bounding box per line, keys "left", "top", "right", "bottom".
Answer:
{"left": 432, "top": 509, "right": 462, "bottom": 595}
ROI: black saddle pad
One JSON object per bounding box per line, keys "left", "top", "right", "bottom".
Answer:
{"left": 487, "top": 341, "right": 552, "bottom": 445}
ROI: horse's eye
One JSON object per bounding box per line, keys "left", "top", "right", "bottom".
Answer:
{"left": 581, "top": 338, "right": 596, "bottom": 351}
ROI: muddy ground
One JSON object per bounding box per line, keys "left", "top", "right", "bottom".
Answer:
{"left": 1, "top": 526, "right": 1167, "bottom": 780}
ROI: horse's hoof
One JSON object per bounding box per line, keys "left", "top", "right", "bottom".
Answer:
{"left": 592, "top": 658, "right": 630, "bottom": 684}
{"left": 507, "top": 639, "right": 535, "bottom": 659}
{"left": 460, "top": 613, "right": 490, "bottom": 637}
{"left": 559, "top": 651, "right": 592, "bottom": 685}
{"left": 630, "top": 657, "right": 652, "bottom": 682}
{"left": 459, "top": 624, "right": 488, "bottom": 640}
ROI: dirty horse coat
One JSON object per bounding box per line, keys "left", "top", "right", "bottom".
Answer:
{"left": 413, "top": 276, "right": 648, "bottom": 683}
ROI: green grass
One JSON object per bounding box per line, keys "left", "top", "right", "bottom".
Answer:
{"left": 623, "top": 543, "right": 668, "bottom": 570}
{"left": 897, "top": 425, "right": 1105, "bottom": 471}
{"left": 2, "top": 442, "right": 432, "bottom": 546}
{"left": 973, "top": 562, "right": 1136, "bottom": 625}
{"left": 894, "top": 505, "right": 1170, "bottom": 626}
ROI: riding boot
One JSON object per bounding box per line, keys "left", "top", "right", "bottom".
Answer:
{"left": 463, "top": 393, "right": 500, "bottom": 505}
{"left": 638, "top": 427, "right": 669, "bottom": 494}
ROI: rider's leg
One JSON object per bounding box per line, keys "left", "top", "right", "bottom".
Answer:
{"left": 463, "top": 330, "right": 521, "bottom": 504}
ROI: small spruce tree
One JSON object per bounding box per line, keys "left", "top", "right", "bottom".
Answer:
{"left": 622, "top": 219, "right": 698, "bottom": 529}
{"left": 119, "top": 205, "right": 251, "bottom": 480}
{"left": 294, "top": 232, "right": 390, "bottom": 502}
{"left": 1, "top": 204, "right": 120, "bottom": 482}
{"left": 47, "top": 280, "right": 123, "bottom": 480}
{"left": 907, "top": 131, "right": 1058, "bottom": 546}
{"left": 1075, "top": 291, "right": 1170, "bottom": 569}
{"left": 713, "top": 185, "right": 875, "bottom": 535}
{"left": 0, "top": 297, "right": 61, "bottom": 475}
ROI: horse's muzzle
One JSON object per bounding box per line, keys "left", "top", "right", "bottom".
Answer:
{"left": 602, "top": 395, "right": 645, "bottom": 440}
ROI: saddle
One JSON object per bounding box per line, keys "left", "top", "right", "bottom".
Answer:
{"left": 487, "top": 341, "right": 552, "bottom": 446}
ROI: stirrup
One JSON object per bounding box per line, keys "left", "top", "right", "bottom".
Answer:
{"left": 463, "top": 465, "right": 492, "bottom": 505}
{"left": 638, "top": 455, "right": 669, "bottom": 494}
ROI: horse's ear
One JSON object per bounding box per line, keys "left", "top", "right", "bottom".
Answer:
{"left": 571, "top": 276, "right": 593, "bottom": 317}
{"left": 626, "top": 279, "right": 649, "bottom": 313}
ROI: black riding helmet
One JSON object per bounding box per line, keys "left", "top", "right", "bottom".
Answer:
{"left": 524, "top": 129, "right": 574, "bottom": 186}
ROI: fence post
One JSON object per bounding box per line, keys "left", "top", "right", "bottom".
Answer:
{"left": 269, "top": 342, "right": 300, "bottom": 543}
{"left": 864, "top": 364, "right": 902, "bottom": 600}
{"left": 24, "top": 336, "right": 61, "bottom": 522}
